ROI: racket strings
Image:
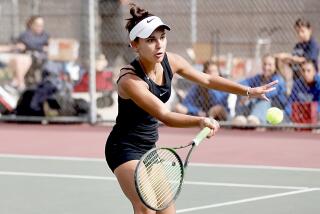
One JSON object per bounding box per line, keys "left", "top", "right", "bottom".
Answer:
{"left": 139, "top": 162, "right": 181, "bottom": 196}
{"left": 138, "top": 159, "right": 180, "bottom": 185}
{"left": 136, "top": 149, "right": 183, "bottom": 209}
{"left": 138, "top": 152, "right": 181, "bottom": 186}
{"left": 138, "top": 168, "right": 180, "bottom": 208}
{"left": 140, "top": 164, "right": 180, "bottom": 201}
{"left": 140, "top": 176, "right": 174, "bottom": 206}
{"left": 141, "top": 162, "right": 181, "bottom": 196}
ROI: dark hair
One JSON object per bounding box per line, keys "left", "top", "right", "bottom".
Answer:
{"left": 203, "top": 60, "right": 218, "bottom": 74}
{"left": 125, "top": 3, "right": 154, "bottom": 34}
{"left": 26, "top": 15, "right": 43, "bottom": 29}
{"left": 302, "top": 59, "right": 316, "bottom": 69}
{"left": 294, "top": 18, "right": 311, "bottom": 29}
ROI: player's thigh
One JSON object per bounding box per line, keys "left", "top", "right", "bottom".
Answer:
{"left": 114, "top": 160, "right": 156, "bottom": 214}
{"left": 114, "top": 160, "right": 140, "bottom": 201}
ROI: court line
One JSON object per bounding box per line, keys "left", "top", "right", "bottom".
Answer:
{"left": 0, "top": 154, "right": 103, "bottom": 162}
{"left": 2, "top": 170, "right": 319, "bottom": 212}
{"left": 184, "top": 181, "right": 306, "bottom": 190}
{"left": 190, "top": 163, "right": 320, "bottom": 172}
{"left": 0, "top": 171, "right": 314, "bottom": 190}
{"left": 1, "top": 153, "right": 320, "bottom": 172}
{"left": 0, "top": 171, "right": 117, "bottom": 181}
{"left": 176, "top": 188, "right": 320, "bottom": 213}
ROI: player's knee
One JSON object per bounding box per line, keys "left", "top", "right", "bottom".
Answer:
{"left": 133, "top": 203, "right": 155, "bottom": 214}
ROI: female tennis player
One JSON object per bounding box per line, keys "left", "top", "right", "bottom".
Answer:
{"left": 105, "top": 4, "right": 277, "bottom": 214}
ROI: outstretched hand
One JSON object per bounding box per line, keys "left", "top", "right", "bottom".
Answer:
{"left": 249, "top": 80, "right": 278, "bottom": 101}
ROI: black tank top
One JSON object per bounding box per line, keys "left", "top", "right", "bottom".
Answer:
{"left": 112, "top": 53, "right": 173, "bottom": 144}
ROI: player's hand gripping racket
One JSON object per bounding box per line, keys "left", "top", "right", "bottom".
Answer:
{"left": 134, "top": 127, "right": 211, "bottom": 211}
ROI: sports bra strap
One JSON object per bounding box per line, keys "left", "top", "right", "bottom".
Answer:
{"left": 116, "top": 71, "right": 139, "bottom": 84}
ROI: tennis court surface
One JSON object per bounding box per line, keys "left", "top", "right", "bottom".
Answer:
{"left": 0, "top": 123, "right": 319, "bottom": 214}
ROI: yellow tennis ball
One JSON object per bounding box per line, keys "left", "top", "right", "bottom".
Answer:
{"left": 266, "top": 107, "right": 283, "bottom": 125}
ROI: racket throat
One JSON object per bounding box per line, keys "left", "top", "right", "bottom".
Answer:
{"left": 184, "top": 145, "right": 195, "bottom": 168}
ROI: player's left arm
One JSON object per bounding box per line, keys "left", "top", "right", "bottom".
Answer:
{"left": 167, "top": 52, "right": 277, "bottom": 101}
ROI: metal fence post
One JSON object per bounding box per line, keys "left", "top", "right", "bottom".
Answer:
{"left": 89, "top": 0, "right": 97, "bottom": 124}
{"left": 191, "top": 0, "right": 197, "bottom": 44}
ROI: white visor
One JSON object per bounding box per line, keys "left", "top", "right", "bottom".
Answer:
{"left": 129, "top": 16, "right": 170, "bottom": 41}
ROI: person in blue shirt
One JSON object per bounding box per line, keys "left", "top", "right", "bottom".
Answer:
{"left": 0, "top": 15, "right": 49, "bottom": 91}
{"left": 276, "top": 18, "right": 319, "bottom": 80}
{"left": 17, "top": 15, "right": 50, "bottom": 54}
{"left": 233, "top": 54, "right": 287, "bottom": 125}
{"left": 174, "top": 61, "right": 229, "bottom": 121}
{"left": 285, "top": 60, "right": 320, "bottom": 118}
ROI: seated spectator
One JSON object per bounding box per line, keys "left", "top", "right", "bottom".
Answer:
{"left": 17, "top": 15, "right": 50, "bottom": 86}
{"left": 276, "top": 18, "right": 319, "bottom": 80}
{"left": 17, "top": 15, "right": 49, "bottom": 55}
{"left": 174, "top": 61, "right": 229, "bottom": 121}
{"left": 0, "top": 44, "right": 32, "bottom": 92}
{"left": 285, "top": 60, "right": 320, "bottom": 118}
{"left": 0, "top": 15, "right": 49, "bottom": 91}
{"left": 233, "top": 54, "right": 287, "bottom": 125}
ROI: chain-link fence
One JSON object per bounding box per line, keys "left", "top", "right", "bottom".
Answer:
{"left": 0, "top": 0, "right": 94, "bottom": 123}
{"left": 0, "top": 0, "right": 319, "bottom": 128}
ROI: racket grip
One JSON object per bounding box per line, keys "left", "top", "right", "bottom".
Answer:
{"left": 193, "top": 127, "right": 211, "bottom": 146}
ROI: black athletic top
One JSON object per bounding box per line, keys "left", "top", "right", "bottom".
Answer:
{"left": 105, "top": 53, "right": 173, "bottom": 172}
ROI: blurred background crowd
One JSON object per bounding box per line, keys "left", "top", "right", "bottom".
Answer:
{"left": 0, "top": 0, "right": 319, "bottom": 128}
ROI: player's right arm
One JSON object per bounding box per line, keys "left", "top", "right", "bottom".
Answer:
{"left": 117, "top": 68, "right": 217, "bottom": 134}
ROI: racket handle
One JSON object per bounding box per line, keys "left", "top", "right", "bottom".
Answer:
{"left": 193, "top": 127, "right": 211, "bottom": 146}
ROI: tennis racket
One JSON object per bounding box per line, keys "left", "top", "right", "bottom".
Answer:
{"left": 134, "top": 127, "right": 211, "bottom": 211}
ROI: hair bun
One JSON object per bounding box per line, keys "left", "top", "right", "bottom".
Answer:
{"left": 125, "top": 3, "right": 154, "bottom": 33}
{"left": 129, "top": 3, "right": 149, "bottom": 19}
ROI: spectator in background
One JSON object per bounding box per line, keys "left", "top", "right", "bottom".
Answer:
{"left": 17, "top": 15, "right": 50, "bottom": 87}
{"left": 0, "top": 15, "right": 49, "bottom": 91}
{"left": 276, "top": 18, "right": 319, "bottom": 80}
{"left": 17, "top": 15, "right": 49, "bottom": 54}
{"left": 285, "top": 60, "right": 320, "bottom": 117}
{"left": 174, "top": 61, "right": 229, "bottom": 121}
{"left": 233, "top": 54, "right": 287, "bottom": 125}
{"left": 0, "top": 43, "right": 32, "bottom": 92}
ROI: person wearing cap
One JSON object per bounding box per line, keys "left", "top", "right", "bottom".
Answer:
{"left": 105, "top": 4, "right": 277, "bottom": 213}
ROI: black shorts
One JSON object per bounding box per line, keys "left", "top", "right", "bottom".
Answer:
{"left": 105, "top": 133, "right": 155, "bottom": 172}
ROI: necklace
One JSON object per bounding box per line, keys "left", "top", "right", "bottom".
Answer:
{"left": 139, "top": 59, "right": 157, "bottom": 80}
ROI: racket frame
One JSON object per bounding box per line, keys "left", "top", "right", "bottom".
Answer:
{"left": 134, "top": 147, "right": 185, "bottom": 211}
{"left": 134, "top": 127, "right": 211, "bottom": 211}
